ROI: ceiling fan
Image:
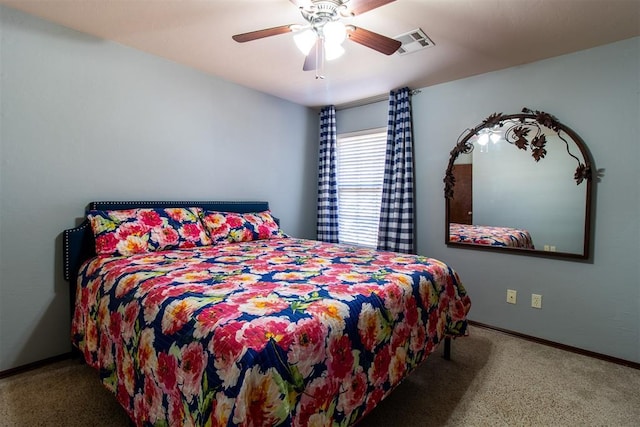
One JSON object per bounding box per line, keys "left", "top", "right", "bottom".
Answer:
{"left": 232, "top": 0, "right": 402, "bottom": 74}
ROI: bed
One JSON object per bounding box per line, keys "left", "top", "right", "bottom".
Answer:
{"left": 63, "top": 201, "right": 471, "bottom": 426}
{"left": 449, "top": 222, "right": 535, "bottom": 249}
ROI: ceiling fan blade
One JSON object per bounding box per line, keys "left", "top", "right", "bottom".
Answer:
{"left": 347, "top": 26, "right": 401, "bottom": 55}
{"left": 303, "top": 39, "right": 324, "bottom": 71}
{"left": 345, "top": 0, "right": 396, "bottom": 16}
{"left": 232, "top": 25, "right": 294, "bottom": 43}
{"left": 302, "top": 53, "right": 316, "bottom": 72}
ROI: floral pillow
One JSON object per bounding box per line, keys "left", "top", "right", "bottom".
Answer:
{"left": 88, "top": 207, "right": 212, "bottom": 256}
{"left": 201, "top": 210, "right": 286, "bottom": 245}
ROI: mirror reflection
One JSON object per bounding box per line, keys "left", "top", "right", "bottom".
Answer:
{"left": 444, "top": 108, "right": 593, "bottom": 259}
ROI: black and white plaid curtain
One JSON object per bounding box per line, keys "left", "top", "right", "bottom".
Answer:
{"left": 316, "top": 105, "right": 339, "bottom": 243}
{"left": 378, "top": 87, "right": 415, "bottom": 253}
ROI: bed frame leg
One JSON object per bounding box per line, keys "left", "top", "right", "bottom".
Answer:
{"left": 443, "top": 337, "right": 451, "bottom": 360}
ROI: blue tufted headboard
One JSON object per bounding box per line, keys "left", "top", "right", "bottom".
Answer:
{"left": 62, "top": 201, "right": 271, "bottom": 285}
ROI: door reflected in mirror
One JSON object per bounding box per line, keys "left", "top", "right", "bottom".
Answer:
{"left": 444, "top": 108, "right": 594, "bottom": 260}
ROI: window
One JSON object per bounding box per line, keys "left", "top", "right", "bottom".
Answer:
{"left": 336, "top": 128, "right": 387, "bottom": 248}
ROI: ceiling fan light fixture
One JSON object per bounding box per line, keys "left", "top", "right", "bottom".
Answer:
{"left": 325, "top": 43, "right": 345, "bottom": 60}
{"left": 323, "top": 20, "right": 347, "bottom": 45}
{"left": 294, "top": 29, "right": 317, "bottom": 55}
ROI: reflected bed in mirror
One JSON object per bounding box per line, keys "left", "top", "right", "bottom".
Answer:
{"left": 444, "top": 108, "right": 594, "bottom": 260}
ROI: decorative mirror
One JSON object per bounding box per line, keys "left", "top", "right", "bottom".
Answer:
{"left": 444, "top": 108, "right": 594, "bottom": 260}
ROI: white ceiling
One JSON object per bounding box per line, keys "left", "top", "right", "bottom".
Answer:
{"left": 1, "top": 0, "right": 639, "bottom": 108}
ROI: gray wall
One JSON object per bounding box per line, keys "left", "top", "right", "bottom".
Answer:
{"left": 0, "top": 6, "right": 318, "bottom": 371}
{"left": 338, "top": 37, "right": 640, "bottom": 363}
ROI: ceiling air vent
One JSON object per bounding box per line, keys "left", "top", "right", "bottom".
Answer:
{"left": 394, "top": 28, "right": 434, "bottom": 55}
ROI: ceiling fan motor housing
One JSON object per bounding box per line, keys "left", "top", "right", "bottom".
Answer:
{"left": 301, "top": 0, "right": 346, "bottom": 31}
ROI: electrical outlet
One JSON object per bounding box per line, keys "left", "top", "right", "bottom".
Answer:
{"left": 550, "top": 246, "right": 556, "bottom": 252}
{"left": 543, "top": 245, "right": 550, "bottom": 251}
{"left": 507, "top": 289, "right": 517, "bottom": 304}
{"left": 531, "top": 293, "right": 542, "bottom": 309}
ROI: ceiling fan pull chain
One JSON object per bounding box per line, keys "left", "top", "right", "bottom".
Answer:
{"left": 316, "top": 37, "right": 325, "bottom": 79}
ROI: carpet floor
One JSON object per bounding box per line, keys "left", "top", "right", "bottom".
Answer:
{"left": 1, "top": 325, "right": 638, "bottom": 426}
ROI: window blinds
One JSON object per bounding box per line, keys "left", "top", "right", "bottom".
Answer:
{"left": 336, "top": 129, "right": 387, "bottom": 248}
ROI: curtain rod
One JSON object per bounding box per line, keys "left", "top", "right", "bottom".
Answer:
{"left": 335, "top": 89, "right": 421, "bottom": 111}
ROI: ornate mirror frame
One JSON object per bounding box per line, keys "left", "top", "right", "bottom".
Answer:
{"left": 444, "top": 108, "right": 594, "bottom": 260}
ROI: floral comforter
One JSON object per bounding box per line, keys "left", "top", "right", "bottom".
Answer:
{"left": 449, "top": 223, "right": 534, "bottom": 249}
{"left": 72, "top": 238, "right": 471, "bottom": 426}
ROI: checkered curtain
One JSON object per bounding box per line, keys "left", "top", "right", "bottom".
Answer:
{"left": 378, "top": 87, "right": 415, "bottom": 253}
{"left": 316, "top": 105, "right": 339, "bottom": 243}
